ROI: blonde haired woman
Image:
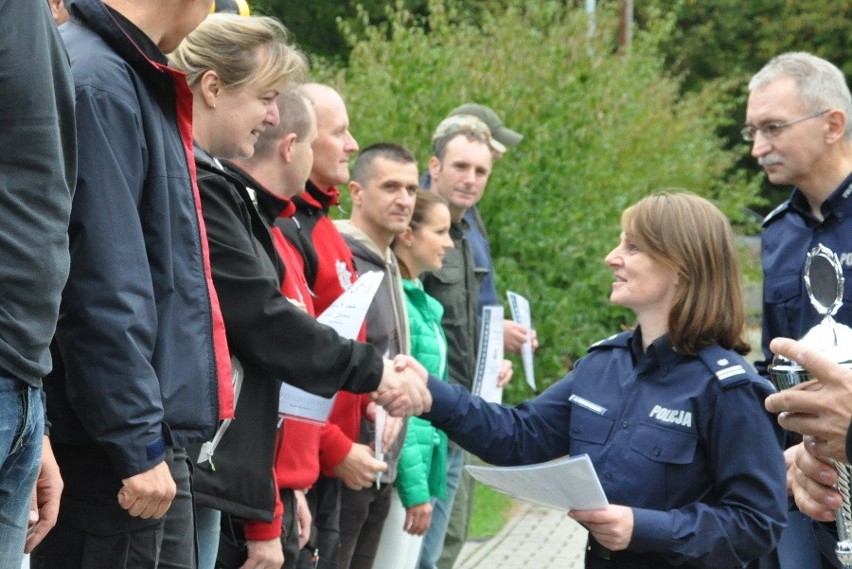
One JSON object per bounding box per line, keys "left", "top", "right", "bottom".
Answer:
{"left": 172, "top": 14, "right": 419, "bottom": 569}
{"left": 171, "top": 13, "right": 306, "bottom": 569}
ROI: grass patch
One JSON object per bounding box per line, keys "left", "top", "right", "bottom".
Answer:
{"left": 467, "top": 481, "right": 515, "bottom": 540}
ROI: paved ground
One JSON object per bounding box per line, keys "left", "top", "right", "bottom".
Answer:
{"left": 19, "top": 504, "right": 586, "bottom": 569}
{"left": 455, "top": 502, "right": 588, "bottom": 569}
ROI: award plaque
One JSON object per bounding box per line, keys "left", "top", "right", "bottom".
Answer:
{"left": 769, "top": 244, "right": 852, "bottom": 567}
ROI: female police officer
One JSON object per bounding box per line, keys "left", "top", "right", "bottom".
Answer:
{"left": 416, "top": 192, "right": 787, "bottom": 569}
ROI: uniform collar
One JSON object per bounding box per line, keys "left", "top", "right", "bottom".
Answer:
{"left": 630, "top": 329, "right": 688, "bottom": 375}
{"left": 789, "top": 171, "right": 852, "bottom": 224}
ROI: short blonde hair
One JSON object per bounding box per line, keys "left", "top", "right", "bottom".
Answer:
{"left": 621, "top": 191, "right": 749, "bottom": 355}
{"left": 170, "top": 14, "right": 307, "bottom": 92}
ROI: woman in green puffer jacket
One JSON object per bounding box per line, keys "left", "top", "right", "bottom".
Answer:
{"left": 371, "top": 190, "right": 455, "bottom": 569}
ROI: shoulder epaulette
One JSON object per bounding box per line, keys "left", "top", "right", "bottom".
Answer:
{"left": 588, "top": 332, "right": 631, "bottom": 353}
{"left": 697, "top": 344, "right": 752, "bottom": 389}
{"left": 762, "top": 200, "right": 792, "bottom": 228}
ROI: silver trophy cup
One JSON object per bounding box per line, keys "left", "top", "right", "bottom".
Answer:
{"left": 769, "top": 244, "right": 852, "bottom": 567}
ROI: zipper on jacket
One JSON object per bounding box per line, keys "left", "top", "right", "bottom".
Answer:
{"left": 197, "top": 356, "right": 244, "bottom": 470}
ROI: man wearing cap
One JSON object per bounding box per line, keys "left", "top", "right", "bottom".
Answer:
{"left": 445, "top": 104, "right": 527, "bottom": 344}
{"left": 418, "top": 107, "right": 536, "bottom": 569}
{"left": 417, "top": 115, "right": 520, "bottom": 569}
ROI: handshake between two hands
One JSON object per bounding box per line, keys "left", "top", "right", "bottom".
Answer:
{"left": 373, "top": 355, "right": 432, "bottom": 417}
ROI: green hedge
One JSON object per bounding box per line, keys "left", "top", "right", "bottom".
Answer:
{"left": 313, "top": 0, "right": 761, "bottom": 402}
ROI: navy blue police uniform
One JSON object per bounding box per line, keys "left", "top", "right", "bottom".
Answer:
{"left": 758, "top": 173, "right": 852, "bottom": 376}
{"left": 423, "top": 330, "right": 787, "bottom": 569}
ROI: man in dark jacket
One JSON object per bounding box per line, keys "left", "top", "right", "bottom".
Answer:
{"left": 335, "top": 143, "right": 418, "bottom": 569}
{"left": 0, "top": 0, "right": 76, "bottom": 565}
{"left": 419, "top": 123, "right": 496, "bottom": 569}
{"left": 34, "top": 1, "right": 234, "bottom": 567}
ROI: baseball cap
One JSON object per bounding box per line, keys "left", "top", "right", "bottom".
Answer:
{"left": 449, "top": 103, "right": 523, "bottom": 151}
{"left": 431, "top": 115, "right": 502, "bottom": 153}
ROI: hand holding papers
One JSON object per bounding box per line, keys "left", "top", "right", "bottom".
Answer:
{"left": 507, "top": 291, "right": 536, "bottom": 392}
{"left": 465, "top": 455, "right": 608, "bottom": 512}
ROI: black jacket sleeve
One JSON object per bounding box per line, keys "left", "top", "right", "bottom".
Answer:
{"left": 197, "top": 165, "right": 383, "bottom": 396}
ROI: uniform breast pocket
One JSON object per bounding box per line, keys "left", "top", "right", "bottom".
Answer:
{"left": 630, "top": 422, "right": 699, "bottom": 504}
{"left": 763, "top": 272, "right": 801, "bottom": 308}
{"left": 568, "top": 406, "right": 615, "bottom": 450}
{"left": 631, "top": 422, "right": 697, "bottom": 464}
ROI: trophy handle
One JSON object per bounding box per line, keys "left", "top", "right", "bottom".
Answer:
{"left": 835, "top": 461, "right": 852, "bottom": 568}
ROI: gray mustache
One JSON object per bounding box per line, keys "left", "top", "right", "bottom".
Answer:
{"left": 758, "top": 156, "right": 783, "bottom": 167}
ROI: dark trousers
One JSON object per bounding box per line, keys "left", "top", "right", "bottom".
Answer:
{"left": 337, "top": 483, "right": 393, "bottom": 569}
{"left": 217, "top": 490, "right": 299, "bottom": 569}
{"left": 32, "top": 445, "right": 195, "bottom": 569}
{"left": 298, "top": 475, "right": 341, "bottom": 569}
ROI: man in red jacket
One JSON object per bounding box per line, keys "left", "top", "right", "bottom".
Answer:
{"left": 279, "top": 83, "right": 391, "bottom": 569}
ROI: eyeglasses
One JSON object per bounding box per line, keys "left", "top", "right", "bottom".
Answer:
{"left": 740, "top": 109, "right": 829, "bottom": 142}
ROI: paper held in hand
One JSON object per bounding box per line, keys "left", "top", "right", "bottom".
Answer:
{"left": 472, "top": 305, "right": 504, "bottom": 404}
{"left": 465, "top": 454, "right": 608, "bottom": 512}
{"left": 507, "top": 291, "right": 536, "bottom": 392}
{"left": 277, "top": 271, "right": 386, "bottom": 425}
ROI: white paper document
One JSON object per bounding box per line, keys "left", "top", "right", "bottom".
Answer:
{"left": 278, "top": 383, "right": 337, "bottom": 426}
{"left": 507, "top": 291, "right": 536, "bottom": 392}
{"left": 278, "top": 271, "right": 385, "bottom": 425}
{"left": 317, "top": 270, "right": 385, "bottom": 340}
{"left": 465, "top": 454, "right": 608, "bottom": 512}
{"left": 472, "top": 305, "right": 504, "bottom": 404}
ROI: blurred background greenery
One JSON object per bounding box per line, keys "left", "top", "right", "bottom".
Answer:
{"left": 240, "top": 0, "right": 852, "bottom": 402}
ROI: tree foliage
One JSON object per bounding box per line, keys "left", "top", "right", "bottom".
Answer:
{"left": 244, "top": 0, "right": 505, "bottom": 61}
{"left": 638, "top": 0, "right": 852, "bottom": 93}
{"left": 309, "top": 0, "right": 761, "bottom": 401}
{"left": 634, "top": 0, "right": 852, "bottom": 212}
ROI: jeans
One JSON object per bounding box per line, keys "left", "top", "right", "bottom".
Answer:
{"left": 196, "top": 506, "right": 221, "bottom": 569}
{"left": 436, "top": 453, "right": 473, "bottom": 569}
{"left": 0, "top": 376, "right": 43, "bottom": 569}
{"left": 417, "top": 444, "right": 462, "bottom": 569}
